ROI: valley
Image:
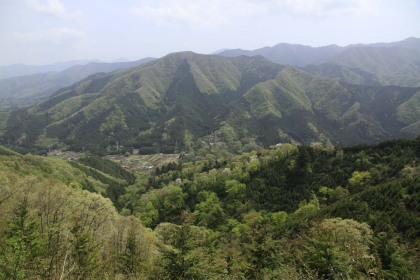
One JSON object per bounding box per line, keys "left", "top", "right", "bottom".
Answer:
{"left": 0, "top": 138, "right": 419, "bottom": 279}
{"left": 0, "top": 36, "right": 419, "bottom": 279}
{"left": 1, "top": 49, "right": 419, "bottom": 157}
{"left": 105, "top": 153, "right": 180, "bottom": 173}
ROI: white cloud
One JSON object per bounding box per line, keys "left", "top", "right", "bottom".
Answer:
{"left": 272, "top": 0, "right": 378, "bottom": 17}
{"left": 27, "top": 0, "right": 86, "bottom": 21}
{"left": 130, "top": 0, "right": 266, "bottom": 28}
{"left": 13, "top": 28, "right": 87, "bottom": 47}
{"left": 130, "top": 0, "right": 378, "bottom": 28}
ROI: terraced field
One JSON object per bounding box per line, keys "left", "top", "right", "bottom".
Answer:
{"left": 105, "top": 153, "right": 180, "bottom": 173}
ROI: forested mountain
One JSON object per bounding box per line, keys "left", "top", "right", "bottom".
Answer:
{"left": 303, "top": 63, "right": 382, "bottom": 86}
{"left": 0, "top": 58, "right": 155, "bottom": 108}
{"left": 1, "top": 52, "right": 419, "bottom": 155}
{"left": 0, "top": 138, "right": 419, "bottom": 279}
{"left": 0, "top": 146, "right": 160, "bottom": 279}
{"left": 332, "top": 46, "right": 420, "bottom": 86}
{"left": 219, "top": 43, "right": 342, "bottom": 66}
{"left": 219, "top": 37, "right": 420, "bottom": 87}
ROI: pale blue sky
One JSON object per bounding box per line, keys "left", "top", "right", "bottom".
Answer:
{"left": 1, "top": 0, "right": 419, "bottom": 66}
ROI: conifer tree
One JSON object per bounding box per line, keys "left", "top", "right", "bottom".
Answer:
{"left": 0, "top": 196, "right": 44, "bottom": 279}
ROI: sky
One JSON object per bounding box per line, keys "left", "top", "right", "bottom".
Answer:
{"left": 1, "top": 0, "right": 419, "bottom": 66}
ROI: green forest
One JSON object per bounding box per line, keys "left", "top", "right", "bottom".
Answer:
{"left": 0, "top": 138, "right": 419, "bottom": 279}
{"left": 3, "top": 52, "right": 419, "bottom": 156}
{"left": 1, "top": 7, "right": 420, "bottom": 280}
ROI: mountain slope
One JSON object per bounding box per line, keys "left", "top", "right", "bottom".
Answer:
{"left": 220, "top": 43, "right": 342, "bottom": 66}
{"left": 225, "top": 66, "right": 419, "bottom": 146}
{"left": 303, "top": 63, "right": 382, "bottom": 86}
{"left": 331, "top": 46, "right": 420, "bottom": 86}
{"left": 0, "top": 149, "right": 160, "bottom": 279}
{"left": 219, "top": 38, "right": 420, "bottom": 87}
{"left": 0, "top": 58, "right": 155, "bottom": 108}
{"left": 1, "top": 52, "right": 419, "bottom": 154}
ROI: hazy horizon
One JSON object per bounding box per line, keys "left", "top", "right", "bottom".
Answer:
{"left": 1, "top": 0, "right": 419, "bottom": 66}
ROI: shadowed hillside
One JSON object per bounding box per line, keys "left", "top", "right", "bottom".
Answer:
{"left": 1, "top": 52, "right": 419, "bottom": 155}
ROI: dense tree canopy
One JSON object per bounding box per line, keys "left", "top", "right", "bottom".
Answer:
{"left": 0, "top": 138, "right": 419, "bottom": 278}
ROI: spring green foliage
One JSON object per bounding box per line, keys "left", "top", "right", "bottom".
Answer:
{"left": 0, "top": 196, "right": 44, "bottom": 280}
{"left": 0, "top": 154, "right": 159, "bottom": 279}
{"left": 116, "top": 138, "right": 420, "bottom": 278}
{"left": 298, "top": 218, "right": 377, "bottom": 278}
{"left": 0, "top": 138, "right": 419, "bottom": 278}
{"left": 221, "top": 37, "right": 420, "bottom": 87}
{"left": 78, "top": 155, "right": 136, "bottom": 184}
{"left": 0, "top": 58, "right": 155, "bottom": 109}
{"left": 332, "top": 45, "right": 420, "bottom": 87}
{"left": 3, "top": 53, "right": 419, "bottom": 155}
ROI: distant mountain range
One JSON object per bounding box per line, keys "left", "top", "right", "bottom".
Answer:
{"left": 219, "top": 37, "right": 420, "bottom": 87}
{"left": 0, "top": 60, "right": 97, "bottom": 80}
{"left": 2, "top": 52, "right": 419, "bottom": 154}
{"left": 0, "top": 58, "right": 155, "bottom": 108}
{"left": 2, "top": 38, "right": 419, "bottom": 111}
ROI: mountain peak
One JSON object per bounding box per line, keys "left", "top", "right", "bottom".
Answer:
{"left": 3, "top": 52, "right": 419, "bottom": 155}
{"left": 396, "top": 37, "right": 420, "bottom": 49}
{"left": 163, "top": 51, "right": 201, "bottom": 59}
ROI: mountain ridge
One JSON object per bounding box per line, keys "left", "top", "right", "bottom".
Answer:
{"left": 218, "top": 37, "right": 420, "bottom": 87}
{"left": 2, "top": 52, "right": 418, "bottom": 154}
{"left": 0, "top": 59, "right": 98, "bottom": 80}
{"left": 0, "top": 57, "right": 156, "bottom": 108}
